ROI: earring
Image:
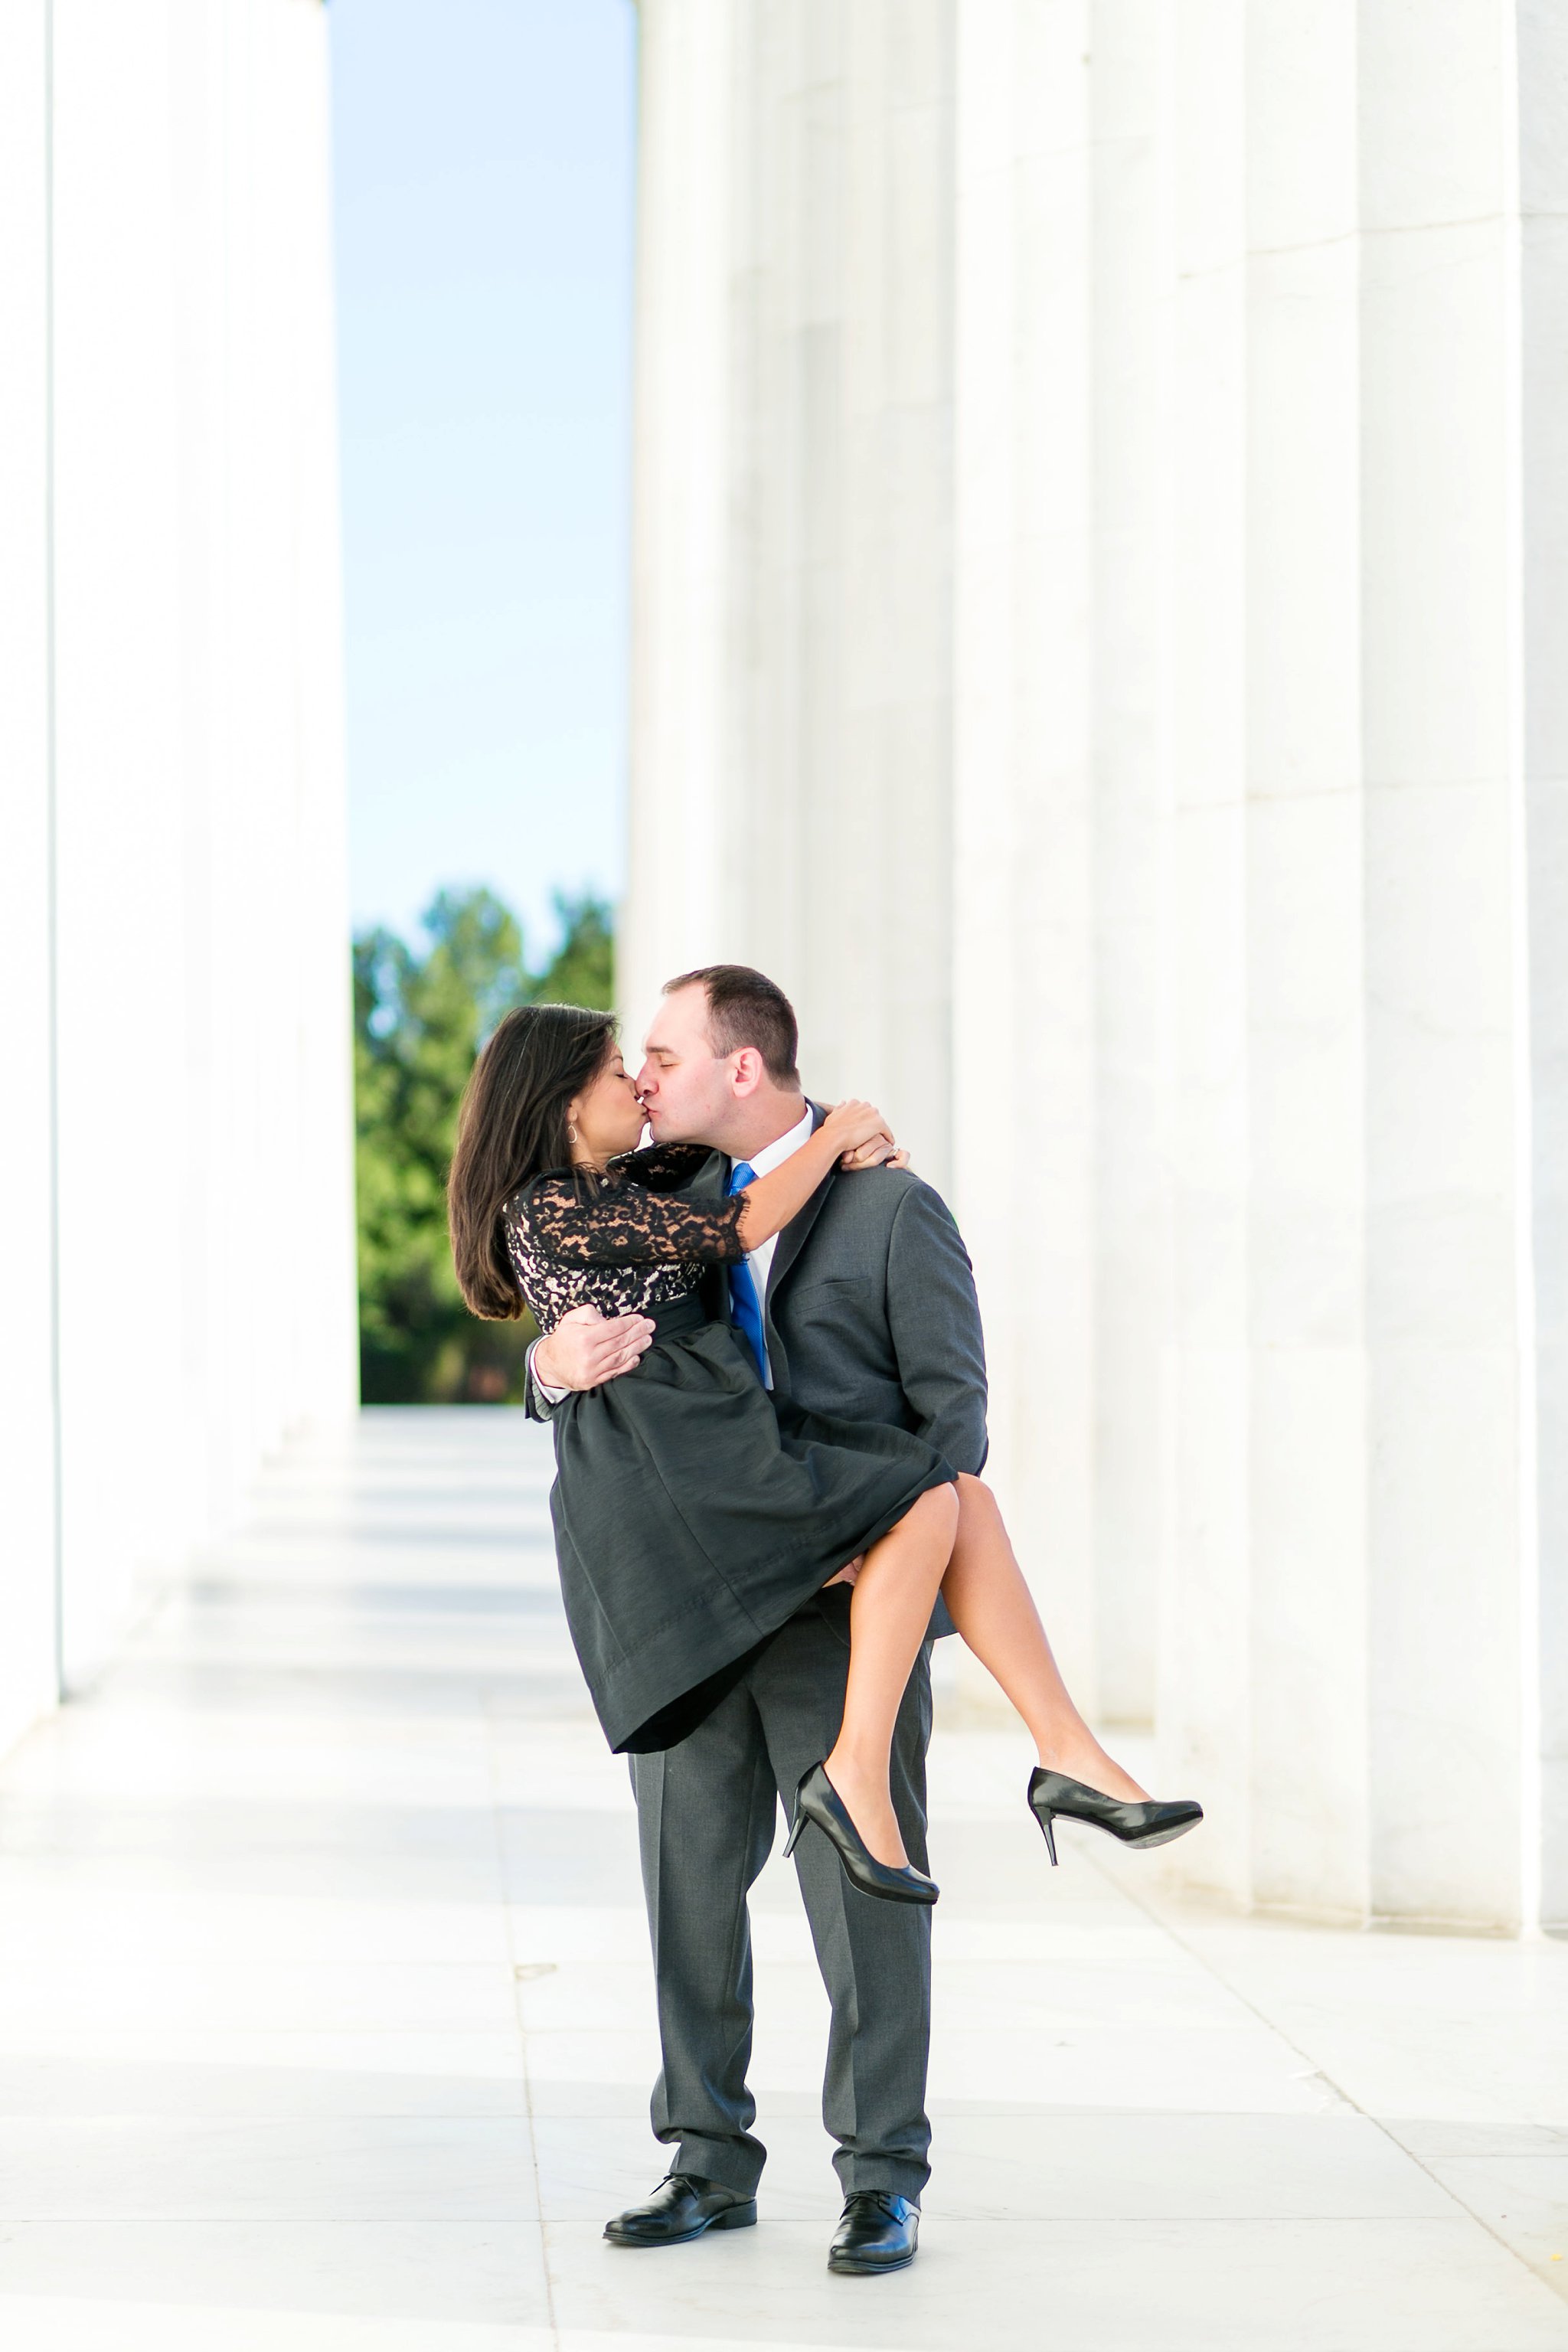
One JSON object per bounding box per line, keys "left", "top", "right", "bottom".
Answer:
{"left": 567, "top": 1121, "right": 579, "bottom": 1145}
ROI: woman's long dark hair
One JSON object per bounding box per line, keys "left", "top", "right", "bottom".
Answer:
{"left": 448, "top": 1003, "right": 617, "bottom": 1319}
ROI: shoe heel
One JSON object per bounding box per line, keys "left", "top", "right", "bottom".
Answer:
{"left": 782, "top": 1808, "right": 807, "bottom": 1860}
{"left": 713, "top": 2199, "right": 757, "bottom": 2231}
{"left": 1037, "top": 1811, "right": 1059, "bottom": 1867}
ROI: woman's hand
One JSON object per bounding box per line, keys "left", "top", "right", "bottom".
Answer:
{"left": 840, "top": 1138, "right": 910, "bottom": 1173}
{"left": 822, "top": 1097, "right": 906, "bottom": 1172}
{"left": 821, "top": 1098, "right": 894, "bottom": 1158}
{"left": 733, "top": 1101, "right": 899, "bottom": 1250}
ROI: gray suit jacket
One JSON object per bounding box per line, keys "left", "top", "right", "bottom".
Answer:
{"left": 693, "top": 1107, "right": 988, "bottom": 1481}
{"left": 528, "top": 1103, "right": 988, "bottom": 1478}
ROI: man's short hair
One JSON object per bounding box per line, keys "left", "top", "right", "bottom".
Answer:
{"left": 664, "top": 964, "right": 800, "bottom": 1084}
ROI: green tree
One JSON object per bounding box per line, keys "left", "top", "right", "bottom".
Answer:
{"left": 354, "top": 885, "right": 616, "bottom": 1403}
{"left": 534, "top": 888, "right": 614, "bottom": 1008}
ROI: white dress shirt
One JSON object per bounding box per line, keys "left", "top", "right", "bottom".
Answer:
{"left": 528, "top": 1103, "right": 817, "bottom": 1401}
{"left": 730, "top": 1102, "right": 815, "bottom": 1388}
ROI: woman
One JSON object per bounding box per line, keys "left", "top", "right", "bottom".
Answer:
{"left": 449, "top": 1003, "right": 1201, "bottom": 1904}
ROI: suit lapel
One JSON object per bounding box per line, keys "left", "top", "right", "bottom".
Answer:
{"left": 678, "top": 1116, "right": 835, "bottom": 1348}
{"left": 765, "top": 1101, "right": 837, "bottom": 1306}
{"left": 681, "top": 1147, "right": 733, "bottom": 1324}
{"left": 683, "top": 1146, "right": 730, "bottom": 1201}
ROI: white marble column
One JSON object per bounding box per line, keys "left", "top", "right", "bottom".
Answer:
{"left": 1088, "top": 2, "right": 1171, "bottom": 1729}
{"left": 951, "top": 0, "right": 1172, "bottom": 1721}
{"left": 0, "top": 0, "right": 63, "bottom": 1754}
{"left": 1156, "top": 0, "right": 1255, "bottom": 1905}
{"left": 1160, "top": 0, "right": 1372, "bottom": 1918}
{"left": 952, "top": 0, "right": 1097, "bottom": 1697}
{"left": 1521, "top": 0, "right": 1568, "bottom": 1931}
{"left": 1153, "top": 0, "right": 1568, "bottom": 1931}
{"left": 627, "top": 0, "right": 1568, "bottom": 1929}
{"left": 623, "top": 0, "right": 958, "bottom": 1176}
{"left": 0, "top": 0, "right": 356, "bottom": 1746}
{"left": 1356, "top": 0, "right": 1539, "bottom": 1929}
{"left": 619, "top": 0, "right": 737, "bottom": 1032}
{"left": 1241, "top": 0, "right": 1365, "bottom": 1922}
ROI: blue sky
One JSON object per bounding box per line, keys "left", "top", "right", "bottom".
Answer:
{"left": 329, "top": 0, "right": 635, "bottom": 965}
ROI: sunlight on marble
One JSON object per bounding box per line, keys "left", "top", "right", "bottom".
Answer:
{"left": 0, "top": 1410, "right": 1563, "bottom": 2352}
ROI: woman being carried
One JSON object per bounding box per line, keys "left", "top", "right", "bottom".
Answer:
{"left": 449, "top": 1003, "right": 1200, "bottom": 1906}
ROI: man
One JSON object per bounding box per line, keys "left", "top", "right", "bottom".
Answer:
{"left": 528, "top": 965, "right": 987, "bottom": 2276}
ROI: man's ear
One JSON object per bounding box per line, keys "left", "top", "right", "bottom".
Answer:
{"left": 729, "top": 1046, "right": 766, "bottom": 1099}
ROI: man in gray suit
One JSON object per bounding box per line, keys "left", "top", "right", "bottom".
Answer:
{"left": 528, "top": 964, "right": 987, "bottom": 2276}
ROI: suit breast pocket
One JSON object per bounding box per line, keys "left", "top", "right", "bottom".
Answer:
{"left": 781, "top": 1273, "right": 887, "bottom": 1356}
{"left": 786, "top": 1273, "right": 876, "bottom": 1317}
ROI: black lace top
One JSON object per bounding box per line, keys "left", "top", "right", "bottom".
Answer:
{"left": 501, "top": 1142, "right": 747, "bottom": 1334}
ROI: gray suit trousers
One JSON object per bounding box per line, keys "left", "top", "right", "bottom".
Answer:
{"left": 629, "top": 1594, "right": 934, "bottom": 2204}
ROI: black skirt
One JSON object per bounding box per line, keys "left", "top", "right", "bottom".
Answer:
{"left": 546, "top": 1293, "right": 955, "bottom": 1753}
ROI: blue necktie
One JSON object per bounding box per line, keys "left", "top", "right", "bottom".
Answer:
{"left": 727, "top": 1161, "right": 768, "bottom": 1383}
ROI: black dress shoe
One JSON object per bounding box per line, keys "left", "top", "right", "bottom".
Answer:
{"left": 1027, "top": 1766, "right": 1204, "bottom": 1864}
{"left": 828, "top": 2189, "right": 920, "bottom": 2275}
{"left": 784, "top": 1763, "right": 939, "bottom": 1906}
{"left": 603, "top": 2171, "right": 757, "bottom": 2247}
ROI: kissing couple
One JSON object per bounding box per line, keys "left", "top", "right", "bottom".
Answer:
{"left": 449, "top": 962, "right": 1200, "bottom": 2278}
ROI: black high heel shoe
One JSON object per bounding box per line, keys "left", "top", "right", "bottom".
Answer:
{"left": 783, "top": 1763, "right": 939, "bottom": 1906}
{"left": 1028, "top": 1767, "right": 1203, "bottom": 1865}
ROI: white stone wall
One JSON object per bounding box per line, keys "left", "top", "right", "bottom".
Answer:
{"left": 0, "top": 0, "right": 356, "bottom": 1757}
{"left": 625, "top": 0, "right": 1568, "bottom": 1932}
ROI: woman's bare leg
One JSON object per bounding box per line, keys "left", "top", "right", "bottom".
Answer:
{"left": 942, "top": 1474, "right": 1148, "bottom": 1801}
{"left": 816, "top": 1470, "right": 1145, "bottom": 1871}
{"left": 821, "top": 1484, "right": 960, "bottom": 1867}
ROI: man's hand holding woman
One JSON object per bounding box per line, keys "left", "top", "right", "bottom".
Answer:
{"left": 534, "top": 1305, "right": 655, "bottom": 1393}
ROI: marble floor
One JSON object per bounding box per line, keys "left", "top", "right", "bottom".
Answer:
{"left": 0, "top": 1408, "right": 1564, "bottom": 2352}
